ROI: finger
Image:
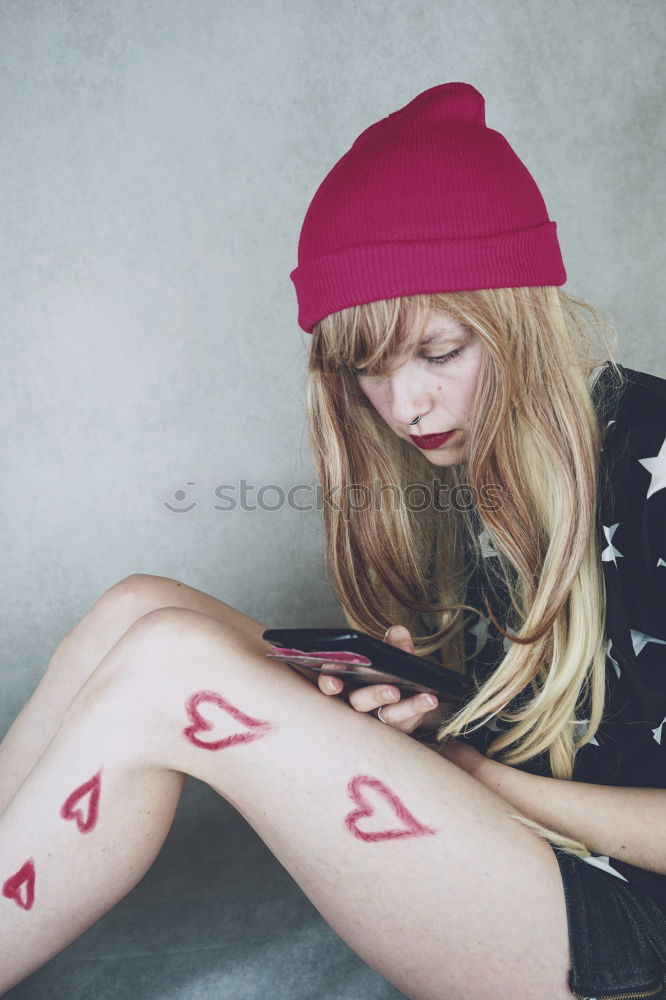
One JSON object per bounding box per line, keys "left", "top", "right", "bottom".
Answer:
{"left": 385, "top": 626, "right": 417, "bottom": 669}
{"left": 385, "top": 624, "right": 416, "bottom": 653}
{"left": 317, "top": 670, "right": 344, "bottom": 695}
{"left": 376, "top": 692, "right": 439, "bottom": 728}
{"left": 348, "top": 683, "right": 401, "bottom": 713}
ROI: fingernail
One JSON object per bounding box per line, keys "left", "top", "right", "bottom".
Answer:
{"left": 421, "top": 694, "right": 437, "bottom": 708}
{"left": 382, "top": 688, "right": 399, "bottom": 701}
{"left": 325, "top": 678, "right": 338, "bottom": 692}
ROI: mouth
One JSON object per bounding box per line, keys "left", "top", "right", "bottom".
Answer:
{"left": 408, "top": 430, "right": 457, "bottom": 450}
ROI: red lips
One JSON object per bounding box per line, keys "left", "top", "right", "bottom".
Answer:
{"left": 409, "top": 429, "right": 456, "bottom": 449}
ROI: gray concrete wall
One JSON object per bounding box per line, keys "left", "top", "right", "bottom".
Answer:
{"left": 2, "top": 0, "right": 665, "bottom": 735}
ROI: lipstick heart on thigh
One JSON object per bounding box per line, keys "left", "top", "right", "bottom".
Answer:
{"left": 60, "top": 771, "right": 102, "bottom": 833}
{"left": 183, "top": 689, "right": 274, "bottom": 750}
{"left": 344, "top": 775, "right": 437, "bottom": 842}
{"left": 2, "top": 859, "right": 36, "bottom": 911}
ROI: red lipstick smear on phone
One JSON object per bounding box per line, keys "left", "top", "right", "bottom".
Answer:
{"left": 268, "top": 645, "right": 371, "bottom": 665}
{"left": 409, "top": 430, "right": 456, "bottom": 450}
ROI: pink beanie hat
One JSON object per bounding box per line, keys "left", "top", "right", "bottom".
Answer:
{"left": 290, "top": 82, "right": 566, "bottom": 334}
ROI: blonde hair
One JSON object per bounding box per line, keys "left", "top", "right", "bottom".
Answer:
{"left": 306, "top": 286, "right": 626, "bottom": 859}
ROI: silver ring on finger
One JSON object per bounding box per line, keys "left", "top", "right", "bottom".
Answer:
{"left": 374, "top": 705, "right": 389, "bottom": 724}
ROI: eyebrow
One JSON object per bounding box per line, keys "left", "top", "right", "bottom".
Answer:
{"left": 352, "top": 329, "right": 460, "bottom": 369}
{"left": 419, "top": 329, "right": 458, "bottom": 346}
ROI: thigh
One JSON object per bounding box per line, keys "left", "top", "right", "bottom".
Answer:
{"left": 80, "top": 607, "right": 576, "bottom": 1000}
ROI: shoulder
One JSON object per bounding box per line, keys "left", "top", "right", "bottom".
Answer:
{"left": 594, "top": 364, "right": 666, "bottom": 495}
{"left": 593, "top": 362, "right": 666, "bottom": 429}
{"left": 595, "top": 364, "right": 666, "bottom": 628}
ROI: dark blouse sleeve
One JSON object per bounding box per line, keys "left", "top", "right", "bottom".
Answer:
{"left": 582, "top": 366, "right": 666, "bottom": 901}
{"left": 597, "top": 367, "right": 666, "bottom": 735}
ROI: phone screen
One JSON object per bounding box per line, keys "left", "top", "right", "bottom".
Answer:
{"left": 265, "top": 645, "right": 438, "bottom": 695}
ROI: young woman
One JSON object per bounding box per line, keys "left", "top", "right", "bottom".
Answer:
{"left": 1, "top": 81, "right": 665, "bottom": 1000}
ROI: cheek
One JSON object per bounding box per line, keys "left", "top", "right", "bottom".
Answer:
{"left": 359, "top": 383, "right": 387, "bottom": 415}
{"left": 460, "top": 351, "right": 484, "bottom": 409}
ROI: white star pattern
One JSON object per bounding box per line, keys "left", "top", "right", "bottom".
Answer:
{"left": 638, "top": 433, "right": 666, "bottom": 498}
{"left": 602, "top": 418, "right": 616, "bottom": 450}
{"left": 468, "top": 613, "right": 489, "bottom": 655}
{"left": 630, "top": 628, "right": 666, "bottom": 658}
{"left": 601, "top": 523, "right": 623, "bottom": 564}
{"left": 571, "top": 718, "right": 600, "bottom": 748}
{"left": 485, "top": 713, "right": 504, "bottom": 732}
{"left": 622, "top": 634, "right": 665, "bottom": 747}
{"left": 478, "top": 528, "right": 499, "bottom": 559}
{"left": 580, "top": 854, "right": 629, "bottom": 882}
{"left": 606, "top": 638, "right": 621, "bottom": 680}
{"left": 658, "top": 558, "right": 666, "bottom": 569}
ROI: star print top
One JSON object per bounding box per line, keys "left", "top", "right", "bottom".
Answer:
{"left": 456, "top": 362, "right": 666, "bottom": 915}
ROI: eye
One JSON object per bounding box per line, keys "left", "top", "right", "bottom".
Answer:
{"left": 425, "top": 347, "right": 463, "bottom": 366}
{"left": 352, "top": 345, "right": 463, "bottom": 375}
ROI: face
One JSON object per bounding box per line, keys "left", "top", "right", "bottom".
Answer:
{"left": 352, "top": 310, "right": 485, "bottom": 466}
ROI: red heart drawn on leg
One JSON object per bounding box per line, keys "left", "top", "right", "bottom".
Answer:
{"left": 2, "top": 859, "right": 36, "bottom": 911}
{"left": 183, "top": 690, "right": 274, "bottom": 750}
{"left": 344, "top": 775, "right": 437, "bottom": 842}
{"left": 60, "top": 770, "right": 102, "bottom": 833}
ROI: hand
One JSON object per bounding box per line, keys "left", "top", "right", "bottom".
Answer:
{"left": 316, "top": 624, "right": 441, "bottom": 735}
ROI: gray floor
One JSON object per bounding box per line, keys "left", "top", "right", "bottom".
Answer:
{"left": 7, "top": 778, "right": 406, "bottom": 1000}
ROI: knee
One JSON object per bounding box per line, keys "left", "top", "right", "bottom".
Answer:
{"left": 92, "top": 573, "right": 184, "bottom": 621}
{"left": 117, "top": 605, "right": 251, "bottom": 666}
{"left": 75, "top": 573, "right": 192, "bottom": 648}
{"left": 46, "top": 575, "right": 189, "bottom": 682}
{"left": 73, "top": 606, "right": 239, "bottom": 709}
{"left": 91, "top": 604, "right": 192, "bottom": 670}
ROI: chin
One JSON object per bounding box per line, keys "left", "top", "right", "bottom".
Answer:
{"left": 424, "top": 447, "right": 467, "bottom": 467}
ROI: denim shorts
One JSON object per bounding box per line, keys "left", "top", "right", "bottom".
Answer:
{"left": 552, "top": 847, "right": 666, "bottom": 999}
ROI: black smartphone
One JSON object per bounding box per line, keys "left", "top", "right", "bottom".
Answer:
{"left": 261, "top": 627, "right": 474, "bottom": 701}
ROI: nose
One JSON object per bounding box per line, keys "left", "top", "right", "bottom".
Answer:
{"left": 384, "top": 368, "right": 432, "bottom": 428}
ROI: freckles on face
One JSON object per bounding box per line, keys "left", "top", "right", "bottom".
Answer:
{"left": 355, "top": 333, "right": 484, "bottom": 463}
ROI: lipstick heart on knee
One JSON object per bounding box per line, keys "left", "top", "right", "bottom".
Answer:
{"left": 344, "top": 775, "right": 437, "bottom": 842}
{"left": 60, "top": 770, "right": 102, "bottom": 834}
{"left": 2, "top": 859, "right": 36, "bottom": 911}
{"left": 183, "top": 690, "right": 274, "bottom": 750}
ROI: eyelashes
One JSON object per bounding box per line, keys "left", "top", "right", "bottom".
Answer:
{"left": 352, "top": 346, "right": 463, "bottom": 376}
{"left": 423, "top": 346, "right": 463, "bottom": 367}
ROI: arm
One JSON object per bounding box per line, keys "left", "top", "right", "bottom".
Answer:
{"left": 343, "top": 622, "right": 666, "bottom": 875}
{"left": 439, "top": 739, "right": 666, "bottom": 876}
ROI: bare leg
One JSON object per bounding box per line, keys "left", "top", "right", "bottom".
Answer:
{"left": 0, "top": 574, "right": 270, "bottom": 814}
{"left": 0, "top": 607, "right": 574, "bottom": 1000}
